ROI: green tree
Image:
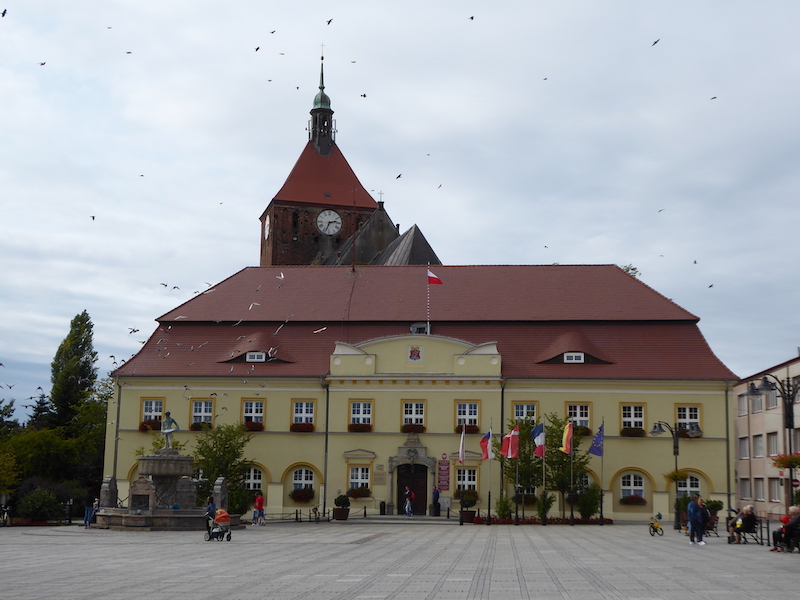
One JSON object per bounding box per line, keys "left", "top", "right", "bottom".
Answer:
{"left": 192, "top": 423, "right": 254, "bottom": 515}
{"left": 68, "top": 376, "right": 111, "bottom": 486}
{"left": 536, "top": 413, "right": 591, "bottom": 518}
{"left": 3, "top": 429, "right": 75, "bottom": 481}
{"left": 26, "top": 393, "right": 54, "bottom": 430}
{"left": 0, "top": 399, "right": 20, "bottom": 440}
{"left": 49, "top": 310, "right": 98, "bottom": 429}
{"left": 0, "top": 452, "right": 20, "bottom": 496}
{"left": 497, "top": 417, "right": 539, "bottom": 499}
{"left": 621, "top": 264, "right": 641, "bottom": 278}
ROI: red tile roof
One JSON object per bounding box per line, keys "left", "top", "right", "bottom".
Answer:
{"left": 113, "top": 265, "right": 736, "bottom": 381}
{"left": 270, "top": 142, "right": 377, "bottom": 209}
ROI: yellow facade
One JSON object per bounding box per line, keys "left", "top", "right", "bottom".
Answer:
{"left": 105, "top": 334, "right": 735, "bottom": 521}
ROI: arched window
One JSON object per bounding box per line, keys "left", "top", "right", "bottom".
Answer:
{"left": 245, "top": 468, "right": 263, "bottom": 491}
{"left": 292, "top": 468, "right": 314, "bottom": 490}
{"left": 621, "top": 474, "right": 644, "bottom": 498}
{"left": 677, "top": 475, "right": 701, "bottom": 498}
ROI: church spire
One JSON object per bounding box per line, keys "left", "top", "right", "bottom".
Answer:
{"left": 309, "top": 57, "right": 335, "bottom": 155}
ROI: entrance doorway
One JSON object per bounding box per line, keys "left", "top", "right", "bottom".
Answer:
{"left": 397, "top": 463, "right": 427, "bottom": 515}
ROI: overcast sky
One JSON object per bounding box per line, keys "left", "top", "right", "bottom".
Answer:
{"left": 2, "top": 2, "right": 800, "bottom": 421}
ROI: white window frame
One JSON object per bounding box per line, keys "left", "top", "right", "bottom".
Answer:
{"left": 514, "top": 403, "right": 536, "bottom": 421}
{"left": 564, "top": 352, "right": 585, "bottom": 363}
{"left": 677, "top": 406, "right": 700, "bottom": 432}
{"left": 769, "top": 478, "right": 782, "bottom": 502}
{"left": 568, "top": 404, "right": 590, "bottom": 428}
{"left": 767, "top": 432, "right": 779, "bottom": 457}
{"left": 350, "top": 401, "right": 372, "bottom": 424}
{"left": 292, "top": 468, "right": 314, "bottom": 490}
{"left": 677, "top": 475, "right": 701, "bottom": 498}
{"left": 456, "top": 402, "right": 478, "bottom": 427}
{"left": 403, "top": 402, "right": 425, "bottom": 425}
{"left": 751, "top": 394, "right": 763, "bottom": 413}
{"left": 246, "top": 351, "right": 266, "bottom": 362}
{"left": 753, "top": 434, "right": 764, "bottom": 458}
{"left": 737, "top": 394, "right": 748, "bottom": 417}
{"left": 456, "top": 468, "right": 477, "bottom": 491}
{"left": 754, "top": 478, "right": 765, "bottom": 501}
{"left": 193, "top": 400, "right": 213, "bottom": 423}
{"left": 245, "top": 467, "right": 263, "bottom": 491}
{"left": 244, "top": 400, "right": 264, "bottom": 423}
{"left": 349, "top": 467, "right": 370, "bottom": 489}
{"left": 740, "top": 478, "right": 751, "bottom": 500}
{"left": 738, "top": 437, "right": 750, "bottom": 459}
{"left": 142, "top": 399, "right": 163, "bottom": 421}
{"left": 621, "top": 405, "right": 644, "bottom": 429}
{"left": 621, "top": 474, "right": 644, "bottom": 498}
{"left": 293, "top": 401, "right": 314, "bottom": 424}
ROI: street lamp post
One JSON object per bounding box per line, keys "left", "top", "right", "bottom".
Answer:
{"left": 745, "top": 375, "right": 798, "bottom": 509}
{"left": 650, "top": 421, "right": 703, "bottom": 530}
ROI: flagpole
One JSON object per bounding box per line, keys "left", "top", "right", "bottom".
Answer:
{"left": 542, "top": 414, "right": 547, "bottom": 526}
{"left": 485, "top": 420, "right": 492, "bottom": 526}
{"left": 599, "top": 418, "right": 605, "bottom": 526}
{"left": 426, "top": 263, "right": 431, "bottom": 334}
{"left": 569, "top": 432, "right": 575, "bottom": 526}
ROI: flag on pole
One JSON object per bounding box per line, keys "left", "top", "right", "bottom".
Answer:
{"left": 531, "top": 422, "right": 546, "bottom": 457}
{"left": 458, "top": 426, "right": 466, "bottom": 464}
{"left": 588, "top": 423, "right": 604, "bottom": 457}
{"left": 559, "top": 422, "right": 573, "bottom": 454}
{"left": 427, "top": 269, "right": 443, "bottom": 285}
{"left": 501, "top": 425, "right": 519, "bottom": 458}
{"left": 479, "top": 427, "right": 494, "bottom": 460}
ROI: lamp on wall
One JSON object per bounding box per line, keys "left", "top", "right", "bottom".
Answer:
{"left": 650, "top": 421, "right": 703, "bottom": 530}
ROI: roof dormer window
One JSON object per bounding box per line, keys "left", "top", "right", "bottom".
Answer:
{"left": 247, "top": 352, "right": 266, "bottom": 362}
{"left": 564, "top": 352, "right": 584, "bottom": 364}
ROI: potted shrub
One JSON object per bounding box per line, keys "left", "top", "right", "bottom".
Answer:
{"left": 289, "top": 486, "right": 315, "bottom": 504}
{"left": 705, "top": 499, "right": 723, "bottom": 518}
{"left": 244, "top": 421, "right": 264, "bottom": 432}
{"left": 190, "top": 421, "right": 212, "bottom": 431}
{"left": 346, "top": 486, "right": 371, "bottom": 499}
{"left": 333, "top": 494, "right": 350, "bottom": 520}
{"left": 455, "top": 424, "right": 480, "bottom": 434}
{"left": 456, "top": 489, "right": 478, "bottom": 522}
{"left": 677, "top": 494, "right": 690, "bottom": 527}
{"left": 400, "top": 423, "right": 426, "bottom": 434}
{"left": 620, "top": 427, "right": 645, "bottom": 437}
{"left": 348, "top": 422, "right": 372, "bottom": 433}
{"left": 290, "top": 422, "right": 315, "bottom": 433}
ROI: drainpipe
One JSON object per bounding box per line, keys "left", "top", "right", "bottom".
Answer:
{"left": 112, "top": 378, "right": 122, "bottom": 505}
{"left": 725, "top": 380, "right": 733, "bottom": 512}
{"left": 321, "top": 377, "right": 330, "bottom": 517}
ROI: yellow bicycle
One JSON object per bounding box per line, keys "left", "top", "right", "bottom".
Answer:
{"left": 649, "top": 512, "right": 664, "bottom": 536}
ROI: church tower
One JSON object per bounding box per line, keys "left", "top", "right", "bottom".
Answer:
{"left": 259, "top": 61, "right": 379, "bottom": 266}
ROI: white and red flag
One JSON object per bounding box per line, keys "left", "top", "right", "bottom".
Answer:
{"left": 500, "top": 425, "right": 519, "bottom": 459}
{"left": 427, "top": 269, "right": 443, "bottom": 285}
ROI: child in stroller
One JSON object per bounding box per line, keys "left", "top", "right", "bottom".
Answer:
{"left": 204, "top": 508, "right": 232, "bottom": 542}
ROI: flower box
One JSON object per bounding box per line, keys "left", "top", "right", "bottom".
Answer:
{"left": 401, "top": 423, "right": 426, "bottom": 434}
{"left": 244, "top": 421, "right": 264, "bottom": 432}
{"left": 663, "top": 470, "right": 688, "bottom": 482}
{"left": 139, "top": 419, "right": 161, "bottom": 432}
{"left": 348, "top": 423, "right": 372, "bottom": 433}
{"left": 573, "top": 425, "right": 592, "bottom": 437}
{"left": 289, "top": 486, "right": 315, "bottom": 503}
{"left": 346, "top": 486, "right": 371, "bottom": 499}
{"left": 190, "top": 421, "right": 212, "bottom": 431}
{"left": 455, "top": 424, "right": 480, "bottom": 434}
{"left": 290, "top": 422, "right": 315, "bottom": 433}
{"left": 620, "top": 427, "right": 645, "bottom": 437}
{"left": 772, "top": 453, "right": 800, "bottom": 469}
{"left": 619, "top": 494, "right": 647, "bottom": 505}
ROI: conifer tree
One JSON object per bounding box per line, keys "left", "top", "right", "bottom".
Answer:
{"left": 49, "top": 310, "right": 97, "bottom": 430}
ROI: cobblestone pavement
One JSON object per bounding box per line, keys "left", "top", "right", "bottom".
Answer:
{"left": 1, "top": 520, "right": 798, "bottom": 600}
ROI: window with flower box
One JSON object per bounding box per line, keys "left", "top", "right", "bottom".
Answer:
{"left": 456, "top": 468, "right": 477, "bottom": 491}
{"left": 456, "top": 402, "right": 478, "bottom": 428}
{"left": 293, "top": 400, "right": 314, "bottom": 424}
{"left": 567, "top": 404, "right": 590, "bottom": 428}
{"left": 621, "top": 474, "right": 644, "bottom": 498}
{"left": 243, "top": 400, "right": 264, "bottom": 424}
{"left": 292, "top": 468, "right": 314, "bottom": 490}
{"left": 513, "top": 403, "right": 536, "bottom": 421}
{"left": 677, "top": 406, "right": 700, "bottom": 432}
{"left": 193, "top": 400, "right": 213, "bottom": 424}
{"left": 621, "top": 405, "right": 644, "bottom": 430}
{"left": 142, "top": 398, "right": 163, "bottom": 421}
{"left": 403, "top": 401, "right": 425, "bottom": 425}
{"left": 349, "top": 467, "right": 370, "bottom": 489}
{"left": 350, "top": 401, "right": 372, "bottom": 425}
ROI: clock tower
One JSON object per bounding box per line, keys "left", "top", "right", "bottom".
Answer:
{"left": 260, "top": 62, "right": 379, "bottom": 266}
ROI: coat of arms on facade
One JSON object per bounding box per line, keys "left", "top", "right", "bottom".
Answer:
{"left": 408, "top": 345, "right": 422, "bottom": 362}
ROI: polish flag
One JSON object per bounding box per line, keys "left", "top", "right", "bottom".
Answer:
{"left": 427, "top": 269, "right": 443, "bottom": 285}
{"left": 500, "top": 425, "right": 519, "bottom": 459}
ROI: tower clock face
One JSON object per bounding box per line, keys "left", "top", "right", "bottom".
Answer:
{"left": 316, "top": 209, "right": 342, "bottom": 235}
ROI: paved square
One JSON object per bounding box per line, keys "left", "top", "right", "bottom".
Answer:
{"left": 1, "top": 520, "right": 798, "bottom": 599}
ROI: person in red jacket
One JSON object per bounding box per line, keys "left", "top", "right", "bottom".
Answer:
{"left": 254, "top": 490, "right": 265, "bottom": 526}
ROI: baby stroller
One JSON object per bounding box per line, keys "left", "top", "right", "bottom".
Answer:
{"left": 204, "top": 508, "right": 232, "bottom": 542}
